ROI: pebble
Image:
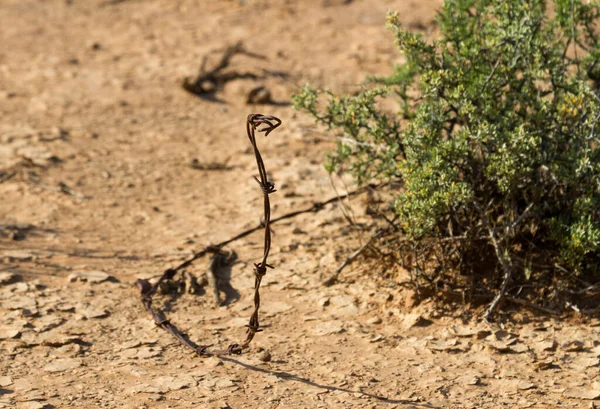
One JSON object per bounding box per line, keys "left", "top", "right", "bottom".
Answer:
{"left": 67, "top": 271, "right": 111, "bottom": 284}
{"left": 13, "top": 378, "right": 36, "bottom": 392}
{"left": 2, "top": 295, "right": 36, "bottom": 310}
{"left": 0, "top": 328, "right": 20, "bottom": 340}
{"left": 0, "top": 272, "right": 18, "bottom": 286}
{"left": 246, "top": 85, "right": 272, "bottom": 104}
{"left": 400, "top": 313, "right": 432, "bottom": 329}
{"left": 257, "top": 349, "right": 272, "bottom": 362}
{"left": 79, "top": 305, "right": 108, "bottom": 319}
{"left": 22, "top": 402, "right": 45, "bottom": 409}
{"left": 153, "top": 375, "right": 197, "bottom": 391}
{"left": 313, "top": 320, "right": 344, "bottom": 336}
{"left": 43, "top": 358, "right": 81, "bottom": 373}
{"left": 129, "top": 384, "right": 167, "bottom": 395}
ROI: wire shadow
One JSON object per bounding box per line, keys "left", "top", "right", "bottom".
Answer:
{"left": 220, "top": 356, "right": 439, "bottom": 408}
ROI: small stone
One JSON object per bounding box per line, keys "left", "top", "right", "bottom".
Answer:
{"left": 209, "top": 402, "right": 232, "bottom": 409}
{"left": 518, "top": 381, "right": 535, "bottom": 390}
{"left": 401, "top": 313, "right": 432, "bottom": 330}
{"left": 200, "top": 80, "right": 216, "bottom": 93}
{"left": 319, "top": 252, "right": 336, "bottom": 269}
{"left": 264, "top": 302, "right": 293, "bottom": 316}
{"left": 137, "top": 347, "right": 161, "bottom": 359}
{"left": 153, "top": 375, "right": 196, "bottom": 391}
{"left": 257, "top": 350, "right": 272, "bottom": 362}
{"left": 13, "top": 378, "right": 36, "bottom": 392}
{"left": 22, "top": 390, "right": 45, "bottom": 401}
{"left": 571, "top": 356, "right": 600, "bottom": 369}
{"left": 533, "top": 339, "right": 557, "bottom": 353}
{"left": 509, "top": 343, "right": 529, "bottom": 354}
{"left": 563, "top": 388, "right": 600, "bottom": 400}
{"left": 3, "top": 295, "right": 36, "bottom": 310}
{"left": 488, "top": 341, "right": 513, "bottom": 353}
{"left": 9, "top": 230, "right": 25, "bottom": 241}
{"left": 313, "top": 321, "right": 344, "bottom": 336}
{"left": 55, "top": 303, "right": 75, "bottom": 312}
{"left": 67, "top": 271, "right": 111, "bottom": 284}
{"left": 16, "top": 146, "right": 57, "bottom": 167}
{"left": 11, "top": 282, "right": 31, "bottom": 293}
{"left": 43, "top": 358, "right": 81, "bottom": 373}
{"left": 0, "top": 328, "right": 20, "bottom": 340}
{"left": 54, "top": 344, "right": 81, "bottom": 358}
{"left": 292, "top": 227, "right": 306, "bottom": 235}
{"left": 0, "top": 272, "right": 18, "bottom": 285}
{"left": 1, "top": 250, "right": 35, "bottom": 262}
{"left": 214, "top": 378, "right": 237, "bottom": 390}
{"left": 428, "top": 338, "right": 462, "bottom": 352}
{"left": 38, "top": 332, "right": 82, "bottom": 347}
{"left": 0, "top": 376, "right": 12, "bottom": 387}
{"left": 246, "top": 85, "right": 272, "bottom": 104}
{"left": 331, "top": 303, "right": 359, "bottom": 317}
{"left": 79, "top": 305, "right": 108, "bottom": 319}
{"left": 456, "top": 375, "right": 480, "bottom": 386}
{"left": 129, "top": 384, "right": 167, "bottom": 395}
{"left": 205, "top": 357, "right": 224, "bottom": 368}
{"left": 488, "top": 330, "right": 515, "bottom": 341}
{"left": 366, "top": 316, "right": 382, "bottom": 325}
{"left": 534, "top": 357, "right": 555, "bottom": 371}
{"left": 22, "top": 402, "right": 45, "bottom": 409}
{"left": 562, "top": 340, "right": 586, "bottom": 352}
{"left": 35, "top": 315, "right": 64, "bottom": 332}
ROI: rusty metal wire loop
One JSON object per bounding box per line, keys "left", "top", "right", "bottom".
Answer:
{"left": 136, "top": 114, "right": 281, "bottom": 357}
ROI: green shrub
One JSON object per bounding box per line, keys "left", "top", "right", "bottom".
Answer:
{"left": 293, "top": 0, "right": 600, "bottom": 316}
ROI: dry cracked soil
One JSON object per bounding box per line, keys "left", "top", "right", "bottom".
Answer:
{"left": 1, "top": 0, "right": 600, "bottom": 408}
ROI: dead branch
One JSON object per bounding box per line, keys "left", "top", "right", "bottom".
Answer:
{"left": 443, "top": 288, "right": 560, "bottom": 316}
{"left": 181, "top": 41, "right": 263, "bottom": 96}
{"left": 323, "top": 229, "right": 388, "bottom": 286}
{"left": 474, "top": 201, "right": 513, "bottom": 322}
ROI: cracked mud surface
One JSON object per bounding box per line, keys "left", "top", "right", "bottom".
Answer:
{"left": 1, "top": 1, "right": 599, "bottom": 408}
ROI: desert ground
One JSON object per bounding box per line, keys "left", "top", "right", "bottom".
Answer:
{"left": 1, "top": 0, "right": 599, "bottom": 408}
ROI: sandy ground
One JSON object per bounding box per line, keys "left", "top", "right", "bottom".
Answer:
{"left": 1, "top": 0, "right": 599, "bottom": 408}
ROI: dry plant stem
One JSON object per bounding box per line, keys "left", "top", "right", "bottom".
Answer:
{"left": 443, "top": 289, "right": 560, "bottom": 316}
{"left": 323, "top": 229, "right": 388, "bottom": 286}
{"left": 136, "top": 114, "right": 281, "bottom": 357}
{"left": 475, "top": 202, "right": 514, "bottom": 322}
{"left": 505, "top": 296, "right": 560, "bottom": 316}
{"left": 181, "top": 41, "right": 263, "bottom": 96}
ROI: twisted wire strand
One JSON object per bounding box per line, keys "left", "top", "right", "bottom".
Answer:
{"left": 136, "top": 114, "right": 281, "bottom": 357}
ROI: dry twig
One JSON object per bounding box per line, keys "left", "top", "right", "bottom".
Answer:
{"left": 182, "top": 41, "right": 264, "bottom": 97}
{"left": 323, "top": 229, "right": 388, "bottom": 286}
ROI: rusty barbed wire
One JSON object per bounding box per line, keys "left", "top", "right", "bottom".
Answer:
{"left": 135, "top": 114, "right": 390, "bottom": 356}
{"left": 136, "top": 114, "right": 281, "bottom": 356}
{"left": 235, "top": 113, "right": 281, "bottom": 352}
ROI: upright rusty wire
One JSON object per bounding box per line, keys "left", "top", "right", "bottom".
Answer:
{"left": 136, "top": 114, "right": 281, "bottom": 356}
{"left": 237, "top": 113, "right": 280, "bottom": 350}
